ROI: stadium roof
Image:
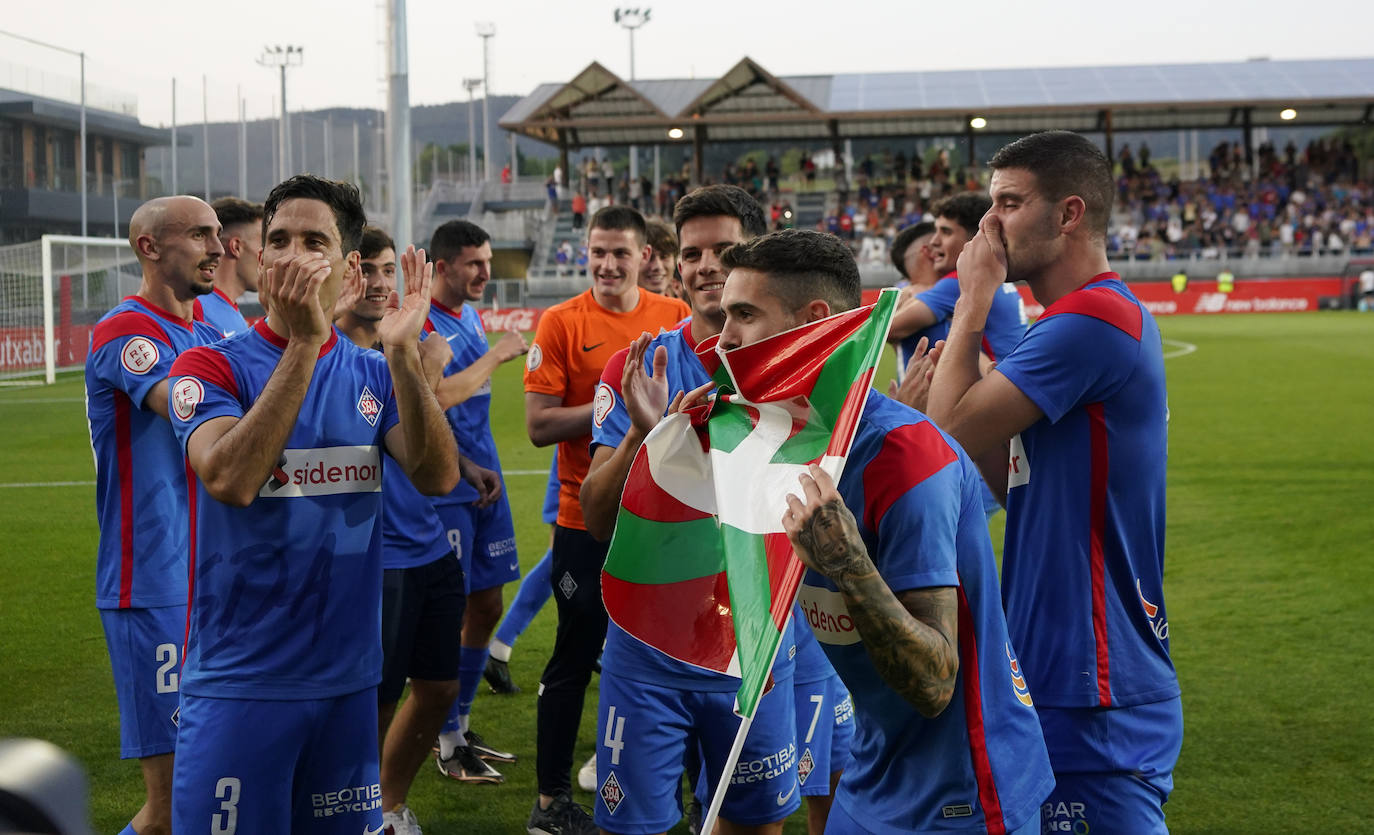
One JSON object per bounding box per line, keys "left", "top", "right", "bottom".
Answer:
{"left": 499, "top": 56, "right": 1374, "bottom": 148}
{"left": 0, "top": 88, "right": 176, "bottom": 146}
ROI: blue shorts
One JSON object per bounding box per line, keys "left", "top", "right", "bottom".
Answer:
{"left": 541, "top": 457, "right": 559, "bottom": 525}
{"left": 594, "top": 670, "right": 800, "bottom": 834}
{"left": 1039, "top": 773, "right": 1167, "bottom": 835}
{"left": 1037, "top": 697, "right": 1182, "bottom": 835}
{"left": 100, "top": 606, "right": 185, "bottom": 759}
{"left": 793, "top": 673, "right": 854, "bottom": 796}
{"left": 440, "top": 494, "right": 519, "bottom": 594}
{"left": 172, "top": 688, "right": 381, "bottom": 834}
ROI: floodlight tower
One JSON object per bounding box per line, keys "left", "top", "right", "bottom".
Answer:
{"left": 463, "top": 78, "right": 483, "bottom": 183}
{"left": 614, "top": 8, "right": 651, "bottom": 192}
{"left": 475, "top": 22, "right": 496, "bottom": 182}
{"left": 258, "top": 45, "right": 303, "bottom": 182}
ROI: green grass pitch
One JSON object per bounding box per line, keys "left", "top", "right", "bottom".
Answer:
{"left": 1, "top": 311, "right": 1371, "bottom": 832}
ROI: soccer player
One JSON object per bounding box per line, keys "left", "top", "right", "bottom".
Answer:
{"left": 199, "top": 197, "right": 263, "bottom": 337}
{"left": 926, "top": 131, "right": 1181, "bottom": 833}
{"left": 580, "top": 185, "right": 807, "bottom": 835}
{"left": 887, "top": 194, "right": 1027, "bottom": 381}
{"left": 640, "top": 216, "right": 679, "bottom": 297}
{"left": 167, "top": 175, "right": 459, "bottom": 833}
{"left": 335, "top": 226, "right": 465, "bottom": 835}
{"left": 720, "top": 228, "right": 1054, "bottom": 834}
{"left": 424, "top": 219, "right": 527, "bottom": 783}
{"left": 86, "top": 194, "right": 224, "bottom": 835}
{"left": 524, "top": 205, "right": 689, "bottom": 835}
{"left": 487, "top": 456, "right": 560, "bottom": 693}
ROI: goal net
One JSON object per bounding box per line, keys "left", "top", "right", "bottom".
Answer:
{"left": 0, "top": 235, "right": 139, "bottom": 385}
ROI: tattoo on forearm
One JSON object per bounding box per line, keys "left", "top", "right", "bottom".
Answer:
{"left": 800, "top": 502, "right": 958, "bottom": 716}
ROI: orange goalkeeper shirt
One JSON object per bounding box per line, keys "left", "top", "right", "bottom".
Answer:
{"left": 524, "top": 288, "right": 689, "bottom": 530}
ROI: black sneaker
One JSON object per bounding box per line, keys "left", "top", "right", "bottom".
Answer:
{"left": 484, "top": 656, "right": 521, "bottom": 694}
{"left": 686, "top": 797, "right": 703, "bottom": 835}
{"left": 526, "top": 792, "right": 597, "bottom": 835}
{"left": 435, "top": 745, "right": 503, "bottom": 784}
{"left": 465, "top": 729, "right": 517, "bottom": 763}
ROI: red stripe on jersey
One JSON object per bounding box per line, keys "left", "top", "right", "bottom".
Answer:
{"left": 862, "top": 420, "right": 958, "bottom": 534}
{"left": 192, "top": 298, "right": 205, "bottom": 322}
{"left": 129, "top": 296, "right": 196, "bottom": 331}
{"left": 171, "top": 347, "right": 239, "bottom": 400}
{"left": 422, "top": 318, "right": 436, "bottom": 335}
{"left": 212, "top": 287, "right": 239, "bottom": 310}
{"left": 91, "top": 311, "right": 172, "bottom": 353}
{"left": 115, "top": 390, "right": 135, "bottom": 609}
{"left": 251, "top": 318, "right": 338, "bottom": 356}
{"left": 1087, "top": 401, "right": 1112, "bottom": 706}
{"left": 957, "top": 583, "right": 1007, "bottom": 835}
{"left": 429, "top": 297, "right": 463, "bottom": 318}
{"left": 1038, "top": 276, "right": 1142, "bottom": 341}
{"left": 600, "top": 346, "right": 631, "bottom": 397}
{"left": 980, "top": 334, "right": 996, "bottom": 361}
{"left": 183, "top": 457, "right": 197, "bottom": 659}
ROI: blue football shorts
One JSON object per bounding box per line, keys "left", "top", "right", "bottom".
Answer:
{"left": 827, "top": 801, "right": 1040, "bottom": 835}
{"left": 172, "top": 687, "right": 381, "bottom": 834}
{"left": 1036, "top": 696, "right": 1183, "bottom": 835}
{"left": 99, "top": 605, "right": 185, "bottom": 759}
{"left": 541, "top": 456, "right": 560, "bottom": 524}
{"left": 593, "top": 669, "right": 800, "bottom": 834}
{"left": 793, "top": 672, "right": 855, "bottom": 797}
{"left": 441, "top": 494, "right": 519, "bottom": 594}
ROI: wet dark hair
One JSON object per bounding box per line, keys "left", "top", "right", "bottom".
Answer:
{"left": 211, "top": 197, "right": 263, "bottom": 235}
{"left": 262, "top": 175, "right": 367, "bottom": 254}
{"left": 721, "top": 228, "right": 860, "bottom": 312}
{"left": 930, "top": 192, "right": 992, "bottom": 236}
{"left": 359, "top": 226, "right": 395, "bottom": 261}
{"left": 989, "top": 130, "right": 1114, "bottom": 239}
{"left": 673, "top": 184, "right": 767, "bottom": 239}
{"left": 429, "top": 220, "right": 491, "bottom": 263}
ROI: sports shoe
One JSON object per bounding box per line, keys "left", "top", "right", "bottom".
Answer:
{"left": 465, "top": 729, "right": 517, "bottom": 763}
{"left": 436, "top": 744, "right": 503, "bottom": 784}
{"left": 526, "top": 791, "right": 598, "bottom": 835}
{"left": 382, "top": 803, "right": 423, "bottom": 835}
{"left": 484, "top": 656, "right": 521, "bottom": 694}
{"left": 576, "top": 753, "right": 597, "bottom": 792}
{"left": 685, "top": 797, "right": 703, "bottom": 835}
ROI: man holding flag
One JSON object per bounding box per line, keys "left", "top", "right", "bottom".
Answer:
{"left": 580, "top": 186, "right": 805, "bottom": 835}
{"left": 632, "top": 226, "right": 1049, "bottom": 829}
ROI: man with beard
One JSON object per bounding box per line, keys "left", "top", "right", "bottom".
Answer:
{"left": 927, "top": 131, "right": 1180, "bottom": 833}
{"left": 86, "top": 195, "right": 226, "bottom": 835}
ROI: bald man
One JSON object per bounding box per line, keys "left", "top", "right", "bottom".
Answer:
{"left": 84, "top": 195, "right": 225, "bottom": 835}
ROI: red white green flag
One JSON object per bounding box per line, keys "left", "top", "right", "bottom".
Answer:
{"left": 601, "top": 288, "right": 898, "bottom": 717}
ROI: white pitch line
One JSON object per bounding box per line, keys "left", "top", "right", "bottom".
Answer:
{"left": 1162, "top": 338, "right": 1197, "bottom": 359}
{"left": 0, "top": 480, "right": 94, "bottom": 488}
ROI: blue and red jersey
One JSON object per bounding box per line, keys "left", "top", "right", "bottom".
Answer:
{"left": 798, "top": 390, "right": 1053, "bottom": 834}
{"left": 425, "top": 300, "right": 502, "bottom": 506}
{"left": 86, "top": 296, "right": 222, "bottom": 610}
{"left": 994, "top": 273, "right": 1177, "bottom": 712}
{"left": 592, "top": 323, "right": 796, "bottom": 691}
{"left": 195, "top": 287, "right": 248, "bottom": 338}
{"left": 169, "top": 320, "right": 400, "bottom": 701}
{"left": 896, "top": 274, "right": 1027, "bottom": 372}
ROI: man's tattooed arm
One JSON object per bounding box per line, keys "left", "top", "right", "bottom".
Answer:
{"left": 784, "top": 465, "right": 959, "bottom": 718}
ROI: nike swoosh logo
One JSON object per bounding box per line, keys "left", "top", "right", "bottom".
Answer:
{"left": 363, "top": 825, "right": 384, "bottom": 835}
{"left": 581, "top": 343, "right": 605, "bottom": 352}
{"left": 776, "top": 784, "right": 797, "bottom": 805}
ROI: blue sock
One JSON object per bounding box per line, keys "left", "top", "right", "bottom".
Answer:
{"left": 119, "top": 824, "right": 138, "bottom": 835}
{"left": 447, "top": 644, "right": 489, "bottom": 736}
{"left": 493, "top": 548, "right": 554, "bottom": 648}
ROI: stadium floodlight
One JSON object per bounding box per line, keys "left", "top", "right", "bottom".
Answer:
{"left": 475, "top": 23, "right": 496, "bottom": 182}
{"left": 463, "top": 78, "right": 483, "bottom": 183}
{"left": 970, "top": 116, "right": 988, "bottom": 129}
{"left": 667, "top": 127, "right": 684, "bottom": 139}
{"left": 258, "top": 45, "right": 304, "bottom": 182}
{"left": 615, "top": 8, "right": 652, "bottom": 189}
{"left": 1280, "top": 108, "right": 1297, "bottom": 121}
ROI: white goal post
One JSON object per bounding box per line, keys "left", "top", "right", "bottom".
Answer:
{"left": 0, "top": 235, "right": 137, "bottom": 385}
